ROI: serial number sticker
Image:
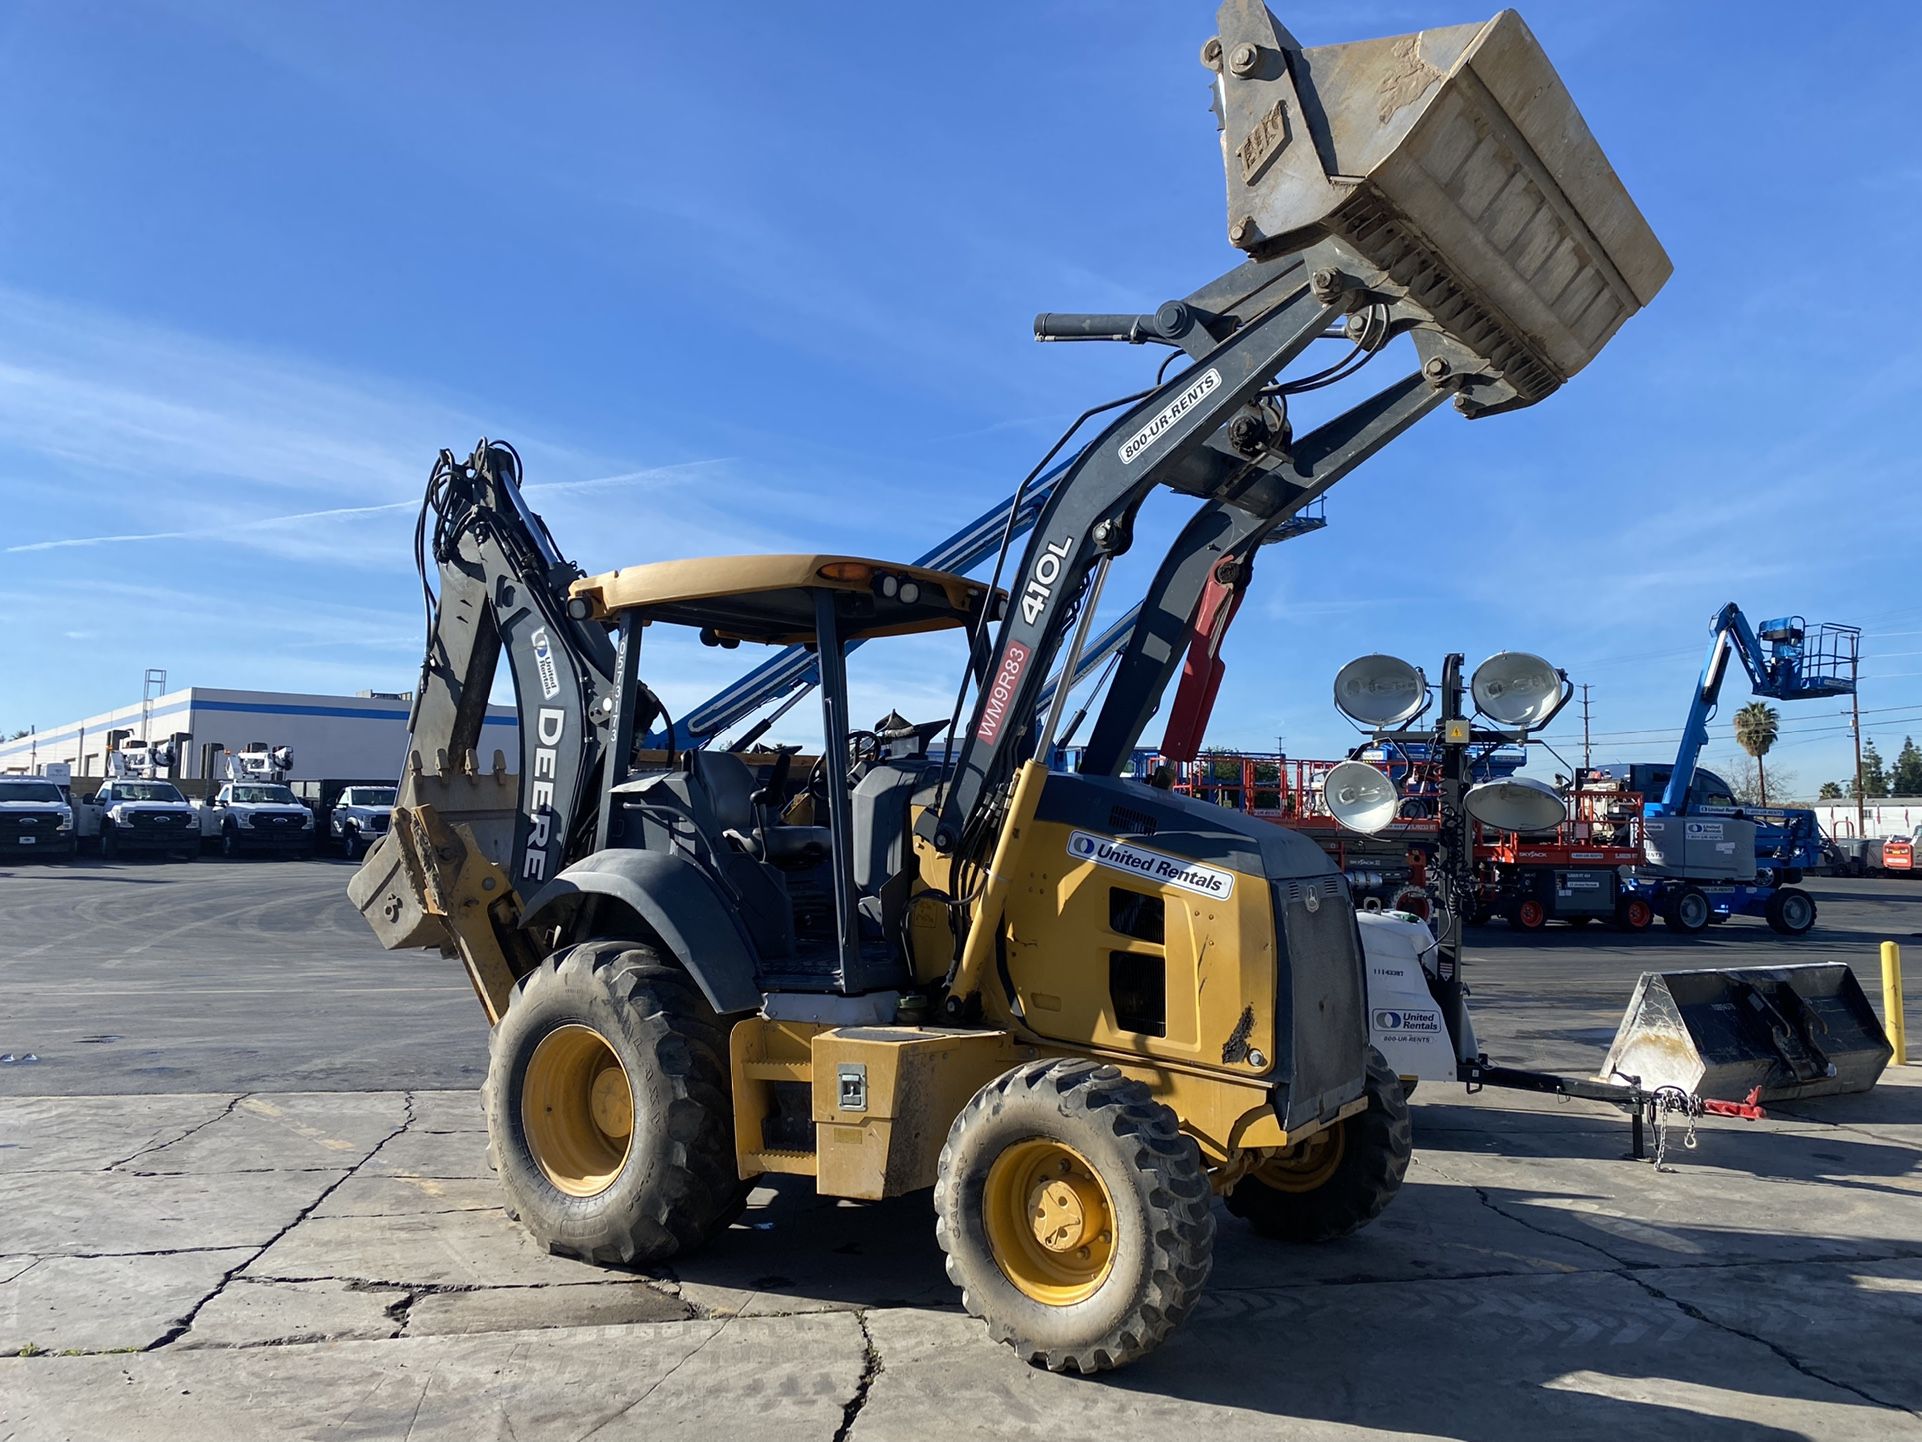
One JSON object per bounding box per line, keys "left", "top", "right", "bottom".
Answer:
{"left": 1067, "top": 830, "right": 1233, "bottom": 898}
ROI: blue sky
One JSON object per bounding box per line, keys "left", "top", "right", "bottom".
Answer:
{"left": 3, "top": 2, "right": 1920, "bottom": 796}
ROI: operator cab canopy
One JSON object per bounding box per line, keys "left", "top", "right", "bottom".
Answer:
{"left": 568, "top": 554, "right": 998, "bottom": 646}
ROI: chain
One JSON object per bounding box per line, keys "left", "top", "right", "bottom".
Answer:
{"left": 1648, "top": 1085, "right": 1701, "bottom": 1171}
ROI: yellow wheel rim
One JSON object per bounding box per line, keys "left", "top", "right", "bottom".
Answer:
{"left": 1253, "top": 1124, "right": 1345, "bottom": 1194}
{"left": 522, "top": 1024, "right": 632, "bottom": 1197}
{"left": 982, "top": 1138, "right": 1117, "bottom": 1306}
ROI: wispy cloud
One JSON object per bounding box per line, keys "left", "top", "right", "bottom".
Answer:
{"left": 4, "top": 461, "right": 732, "bottom": 556}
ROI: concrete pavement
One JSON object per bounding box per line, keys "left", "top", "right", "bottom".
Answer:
{"left": 4, "top": 861, "right": 1921, "bottom": 1438}
{"left": 5, "top": 1076, "right": 1921, "bottom": 1440}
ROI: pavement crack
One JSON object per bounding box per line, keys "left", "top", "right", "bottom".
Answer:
{"left": 1420, "top": 1158, "right": 1640, "bottom": 1269}
{"left": 102, "top": 1093, "right": 252, "bottom": 1171}
{"left": 832, "top": 1311, "right": 882, "bottom": 1442}
{"left": 1618, "top": 1270, "right": 1922, "bottom": 1419}
{"left": 144, "top": 1091, "right": 417, "bottom": 1352}
{"left": 1425, "top": 1156, "right": 1922, "bottom": 1417}
{"left": 569, "top": 1315, "right": 733, "bottom": 1441}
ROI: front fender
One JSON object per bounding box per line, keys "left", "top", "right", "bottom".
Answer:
{"left": 521, "top": 850, "right": 762, "bottom": 1015}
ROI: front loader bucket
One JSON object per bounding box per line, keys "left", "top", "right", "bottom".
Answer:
{"left": 1210, "top": 3, "right": 1670, "bottom": 412}
{"left": 1599, "top": 965, "right": 1893, "bottom": 1104}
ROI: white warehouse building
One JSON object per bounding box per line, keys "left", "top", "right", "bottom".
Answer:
{"left": 0, "top": 687, "right": 519, "bottom": 783}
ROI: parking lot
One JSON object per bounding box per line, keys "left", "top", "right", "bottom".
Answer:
{"left": 2, "top": 859, "right": 1920, "bottom": 1440}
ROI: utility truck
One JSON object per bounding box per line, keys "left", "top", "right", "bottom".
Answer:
{"left": 348, "top": 2, "right": 1669, "bottom": 1371}
{"left": 75, "top": 776, "right": 199, "bottom": 859}
{"left": 0, "top": 775, "right": 76, "bottom": 862}
{"left": 196, "top": 745, "right": 316, "bottom": 857}
{"left": 328, "top": 785, "right": 396, "bottom": 859}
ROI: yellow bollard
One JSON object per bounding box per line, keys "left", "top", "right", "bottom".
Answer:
{"left": 1882, "top": 941, "right": 1908, "bottom": 1065}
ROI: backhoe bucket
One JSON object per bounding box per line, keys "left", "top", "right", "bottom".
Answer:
{"left": 347, "top": 750, "right": 519, "bottom": 952}
{"left": 1599, "top": 965, "right": 1893, "bottom": 1104}
{"left": 1210, "top": 3, "right": 1670, "bottom": 412}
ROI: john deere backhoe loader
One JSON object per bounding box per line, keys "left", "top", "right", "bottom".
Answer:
{"left": 351, "top": 2, "right": 1667, "bottom": 1371}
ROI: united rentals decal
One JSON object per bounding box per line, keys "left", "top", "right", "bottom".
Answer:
{"left": 1067, "top": 830, "right": 1234, "bottom": 899}
{"left": 530, "top": 627, "right": 562, "bottom": 701}
{"left": 1118, "top": 368, "right": 1220, "bottom": 465}
{"left": 1373, "top": 1008, "right": 1442, "bottom": 1034}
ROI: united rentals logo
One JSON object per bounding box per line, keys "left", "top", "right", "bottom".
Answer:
{"left": 1373, "top": 1008, "right": 1442, "bottom": 1034}
{"left": 1118, "top": 368, "right": 1220, "bottom": 465}
{"left": 1067, "top": 830, "right": 1234, "bottom": 898}
{"left": 530, "top": 628, "right": 562, "bottom": 702}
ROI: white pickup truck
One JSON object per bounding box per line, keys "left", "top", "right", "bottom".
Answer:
{"left": 197, "top": 780, "right": 317, "bottom": 858}
{"left": 77, "top": 779, "right": 201, "bottom": 860}
{"left": 0, "top": 775, "right": 76, "bottom": 862}
{"left": 328, "top": 785, "right": 395, "bottom": 859}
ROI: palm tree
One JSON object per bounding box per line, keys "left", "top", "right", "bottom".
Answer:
{"left": 1734, "top": 701, "right": 1781, "bottom": 805}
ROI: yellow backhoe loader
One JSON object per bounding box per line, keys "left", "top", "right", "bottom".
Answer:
{"left": 350, "top": 2, "right": 1667, "bottom": 1370}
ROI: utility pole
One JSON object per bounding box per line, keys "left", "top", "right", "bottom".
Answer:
{"left": 1579, "top": 683, "right": 1592, "bottom": 772}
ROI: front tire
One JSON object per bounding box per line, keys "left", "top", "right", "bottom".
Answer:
{"left": 1225, "top": 1046, "right": 1411, "bottom": 1244}
{"left": 340, "top": 826, "right": 363, "bottom": 860}
{"left": 221, "top": 824, "right": 241, "bottom": 860}
{"left": 934, "top": 1059, "right": 1213, "bottom": 1374}
{"left": 100, "top": 823, "right": 118, "bottom": 860}
{"left": 486, "top": 940, "right": 744, "bottom": 1266}
{"left": 1765, "top": 887, "right": 1816, "bottom": 936}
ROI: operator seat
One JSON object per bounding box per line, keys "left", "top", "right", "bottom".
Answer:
{"left": 685, "top": 750, "right": 830, "bottom": 871}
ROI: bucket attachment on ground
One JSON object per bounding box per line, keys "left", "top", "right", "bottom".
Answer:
{"left": 1209, "top": 3, "right": 1671, "bottom": 413}
{"left": 1600, "top": 964, "right": 1892, "bottom": 1103}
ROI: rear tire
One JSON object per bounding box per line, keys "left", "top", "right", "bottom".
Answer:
{"left": 1615, "top": 896, "right": 1653, "bottom": 931}
{"left": 1765, "top": 887, "right": 1816, "bottom": 936}
{"left": 486, "top": 940, "right": 745, "bottom": 1266}
{"left": 1226, "top": 1046, "right": 1411, "bottom": 1244}
{"left": 1662, "top": 886, "right": 1711, "bottom": 934}
{"left": 934, "top": 1059, "right": 1213, "bottom": 1374}
{"left": 1507, "top": 897, "right": 1547, "bottom": 932}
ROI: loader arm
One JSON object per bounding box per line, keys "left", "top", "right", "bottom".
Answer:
{"left": 924, "top": 0, "right": 1668, "bottom": 853}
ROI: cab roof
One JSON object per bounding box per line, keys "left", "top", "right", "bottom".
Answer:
{"left": 569, "top": 554, "right": 997, "bottom": 645}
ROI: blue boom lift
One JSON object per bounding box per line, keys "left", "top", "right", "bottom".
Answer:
{"left": 1609, "top": 604, "right": 1858, "bottom": 935}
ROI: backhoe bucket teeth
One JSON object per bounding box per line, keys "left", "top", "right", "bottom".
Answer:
{"left": 347, "top": 751, "right": 520, "bottom": 952}
{"left": 1599, "top": 965, "right": 1893, "bottom": 1104}
{"left": 1211, "top": 3, "right": 1670, "bottom": 412}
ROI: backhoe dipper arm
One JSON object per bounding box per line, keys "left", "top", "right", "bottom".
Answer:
{"left": 921, "top": 280, "right": 1342, "bottom": 851}
{"left": 403, "top": 442, "right": 620, "bottom": 890}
